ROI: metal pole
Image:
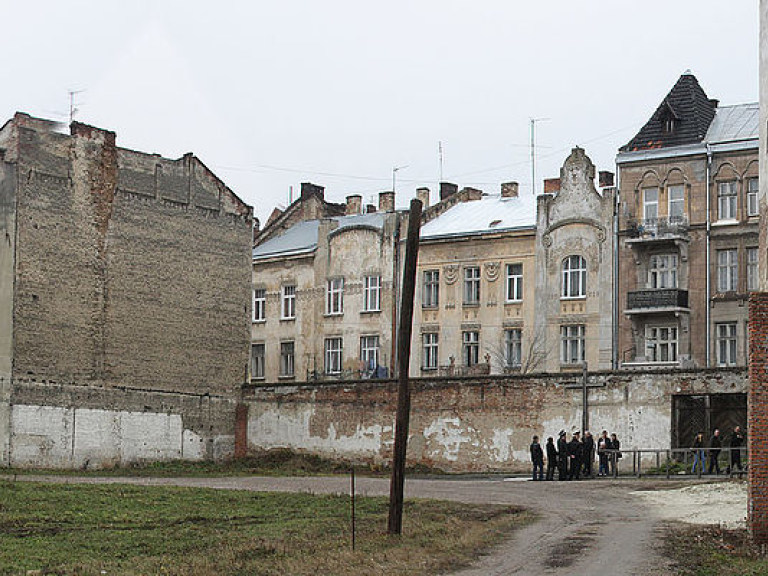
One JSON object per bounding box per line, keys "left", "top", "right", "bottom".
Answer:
{"left": 582, "top": 363, "right": 588, "bottom": 433}
{"left": 388, "top": 198, "right": 423, "bottom": 535}
{"left": 351, "top": 467, "right": 356, "bottom": 551}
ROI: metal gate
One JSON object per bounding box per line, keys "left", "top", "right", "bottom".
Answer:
{"left": 672, "top": 393, "right": 746, "bottom": 448}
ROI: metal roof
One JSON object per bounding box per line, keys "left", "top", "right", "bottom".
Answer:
{"left": 420, "top": 194, "right": 536, "bottom": 240}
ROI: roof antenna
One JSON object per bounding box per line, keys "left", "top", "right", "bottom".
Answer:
{"left": 68, "top": 89, "right": 85, "bottom": 124}
{"left": 530, "top": 117, "right": 550, "bottom": 195}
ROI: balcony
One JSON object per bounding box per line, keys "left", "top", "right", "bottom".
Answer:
{"left": 625, "top": 288, "right": 689, "bottom": 316}
{"left": 625, "top": 216, "right": 690, "bottom": 246}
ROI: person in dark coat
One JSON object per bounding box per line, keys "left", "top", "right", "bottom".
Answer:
{"left": 707, "top": 429, "right": 722, "bottom": 475}
{"left": 530, "top": 435, "right": 544, "bottom": 481}
{"left": 597, "top": 430, "right": 611, "bottom": 476}
{"left": 557, "top": 430, "right": 569, "bottom": 481}
{"left": 568, "top": 431, "right": 583, "bottom": 480}
{"left": 545, "top": 436, "right": 558, "bottom": 481}
{"left": 582, "top": 430, "right": 595, "bottom": 478}
{"left": 610, "top": 433, "right": 621, "bottom": 476}
{"left": 727, "top": 426, "right": 744, "bottom": 475}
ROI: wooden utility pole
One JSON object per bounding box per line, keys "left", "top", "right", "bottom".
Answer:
{"left": 388, "top": 198, "right": 422, "bottom": 535}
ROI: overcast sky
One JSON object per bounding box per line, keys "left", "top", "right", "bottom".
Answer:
{"left": 1, "top": 1, "right": 758, "bottom": 222}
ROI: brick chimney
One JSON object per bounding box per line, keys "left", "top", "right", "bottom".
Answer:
{"left": 416, "top": 187, "right": 430, "bottom": 208}
{"left": 379, "top": 191, "right": 395, "bottom": 212}
{"left": 365, "top": 204, "right": 377, "bottom": 214}
{"left": 300, "top": 182, "right": 324, "bottom": 200}
{"left": 346, "top": 194, "right": 362, "bottom": 215}
{"left": 439, "top": 182, "right": 459, "bottom": 201}
{"left": 501, "top": 182, "right": 519, "bottom": 198}
{"left": 599, "top": 171, "right": 615, "bottom": 188}
{"left": 544, "top": 178, "right": 561, "bottom": 194}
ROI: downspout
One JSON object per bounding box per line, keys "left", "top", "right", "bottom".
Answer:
{"left": 705, "top": 145, "right": 712, "bottom": 367}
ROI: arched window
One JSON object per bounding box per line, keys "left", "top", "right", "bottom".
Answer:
{"left": 562, "top": 255, "right": 587, "bottom": 298}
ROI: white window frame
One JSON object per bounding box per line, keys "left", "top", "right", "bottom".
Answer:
{"left": 716, "top": 323, "right": 737, "bottom": 367}
{"left": 648, "top": 254, "right": 678, "bottom": 289}
{"left": 505, "top": 329, "right": 522, "bottom": 368}
{"left": 717, "top": 249, "right": 738, "bottom": 293}
{"left": 363, "top": 275, "right": 381, "bottom": 312}
{"left": 717, "top": 181, "right": 737, "bottom": 220}
{"left": 280, "top": 341, "right": 295, "bottom": 377}
{"left": 560, "top": 325, "right": 585, "bottom": 365}
{"left": 324, "top": 337, "right": 343, "bottom": 374}
{"left": 646, "top": 326, "right": 678, "bottom": 363}
{"left": 326, "top": 278, "right": 344, "bottom": 315}
{"left": 462, "top": 331, "right": 479, "bottom": 366}
{"left": 422, "top": 333, "right": 438, "bottom": 370}
{"left": 561, "top": 255, "right": 587, "bottom": 299}
{"left": 747, "top": 178, "right": 759, "bottom": 217}
{"left": 668, "top": 184, "right": 685, "bottom": 221}
{"left": 281, "top": 285, "right": 296, "bottom": 320}
{"left": 250, "top": 342, "right": 265, "bottom": 379}
{"left": 643, "top": 187, "right": 659, "bottom": 223}
{"left": 506, "top": 263, "right": 523, "bottom": 302}
{"left": 463, "top": 267, "right": 480, "bottom": 305}
{"left": 360, "top": 335, "right": 380, "bottom": 372}
{"left": 748, "top": 247, "right": 759, "bottom": 292}
{"left": 253, "top": 288, "right": 266, "bottom": 323}
{"left": 422, "top": 270, "right": 439, "bottom": 308}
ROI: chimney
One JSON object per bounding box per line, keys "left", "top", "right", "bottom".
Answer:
{"left": 501, "top": 181, "right": 519, "bottom": 198}
{"left": 345, "top": 194, "right": 362, "bottom": 215}
{"left": 366, "top": 204, "right": 377, "bottom": 214}
{"left": 709, "top": 98, "right": 720, "bottom": 109}
{"left": 379, "top": 191, "right": 395, "bottom": 212}
{"left": 544, "top": 177, "right": 561, "bottom": 194}
{"left": 598, "top": 171, "right": 615, "bottom": 188}
{"left": 439, "top": 182, "right": 459, "bottom": 201}
{"left": 300, "top": 182, "right": 324, "bottom": 200}
{"left": 416, "top": 187, "right": 430, "bottom": 208}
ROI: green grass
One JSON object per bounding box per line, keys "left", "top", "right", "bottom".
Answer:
{"left": 664, "top": 524, "right": 768, "bottom": 575}
{"left": 0, "top": 480, "right": 529, "bottom": 576}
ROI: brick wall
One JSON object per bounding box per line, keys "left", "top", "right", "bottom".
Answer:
{"left": 749, "top": 293, "right": 768, "bottom": 542}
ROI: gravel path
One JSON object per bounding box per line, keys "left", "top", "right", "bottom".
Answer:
{"left": 4, "top": 474, "right": 735, "bottom": 575}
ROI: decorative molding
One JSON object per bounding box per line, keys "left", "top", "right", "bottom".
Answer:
{"left": 444, "top": 264, "right": 459, "bottom": 285}
{"left": 484, "top": 261, "right": 501, "bottom": 282}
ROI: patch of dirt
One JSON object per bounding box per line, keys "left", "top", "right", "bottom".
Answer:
{"left": 545, "top": 534, "right": 591, "bottom": 568}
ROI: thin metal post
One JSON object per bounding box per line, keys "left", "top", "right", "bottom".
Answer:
{"left": 351, "top": 467, "right": 356, "bottom": 550}
{"left": 666, "top": 450, "right": 671, "bottom": 479}
{"left": 388, "top": 199, "right": 423, "bottom": 535}
{"left": 581, "top": 364, "right": 588, "bottom": 433}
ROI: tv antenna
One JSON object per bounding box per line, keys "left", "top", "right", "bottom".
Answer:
{"left": 68, "top": 89, "right": 85, "bottom": 124}
{"left": 530, "top": 117, "right": 550, "bottom": 195}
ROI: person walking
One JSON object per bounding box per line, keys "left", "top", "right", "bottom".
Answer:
{"left": 568, "top": 431, "right": 583, "bottom": 480}
{"left": 610, "top": 433, "right": 621, "bottom": 476}
{"left": 557, "top": 430, "right": 569, "bottom": 481}
{"left": 727, "top": 426, "right": 744, "bottom": 475}
{"left": 530, "top": 435, "right": 544, "bottom": 481}
{"left": 582, "top": 430, "right": 595, "bottom": 478}
{"left": 707, "top": 429, "right": 722, "bottom": 475}
{"left": 691, "top": 432, "right": 706, "bottom": 475}
{"left": 545, "top": 436, "right": 558, "bottom": 481}
{"left": 597, "top": 430, "right": 611, "bottom": 476}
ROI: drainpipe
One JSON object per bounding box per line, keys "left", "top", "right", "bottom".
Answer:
{"left": 612, "top": 173, "right": 620, "bottom": 370}
{"left": 705, "top": 145, "right": 712, "bottom": 367}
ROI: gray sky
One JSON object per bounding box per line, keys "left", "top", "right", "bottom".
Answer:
{"left": 1, "top": 1, "right": 758, "bottom": 222}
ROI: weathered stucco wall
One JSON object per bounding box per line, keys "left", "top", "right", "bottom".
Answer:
{"left": 0, "top": 157, "right": 16, "bottom": 464}
{"left": 245, "top": 368, "right": 746, "bottom": 473}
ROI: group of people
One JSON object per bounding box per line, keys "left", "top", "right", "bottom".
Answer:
{"left": 691, "top": 426, "right": 745, "bottom": 475}
{"left": 529, "top": 430, "right": 621, "bottom": 481}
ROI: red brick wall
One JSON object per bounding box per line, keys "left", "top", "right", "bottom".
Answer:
{"left": 749, "top": 293, "right": 768, "bottom": 543}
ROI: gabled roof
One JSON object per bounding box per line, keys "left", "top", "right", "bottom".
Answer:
{"left": 620, "top": 72, "right": 717, "bottom": 152}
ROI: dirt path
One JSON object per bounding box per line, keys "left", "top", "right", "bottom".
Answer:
{"left": 3, "top": 474, "right": 708, "bottom": 575}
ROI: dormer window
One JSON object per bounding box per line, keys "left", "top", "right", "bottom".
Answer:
{"left": 663, "top": 117, "right": 677, "bottom": 134}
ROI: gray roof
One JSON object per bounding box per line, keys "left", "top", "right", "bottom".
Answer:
{"left": 420, "top": 193, "right": 536, "bottom": 240}
{"left": 252, "top": 212, "right": 385, "bottom": 260}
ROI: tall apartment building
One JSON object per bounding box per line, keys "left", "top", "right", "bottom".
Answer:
{"left": 617, "top": 72, "right": 758, "bottom": 369}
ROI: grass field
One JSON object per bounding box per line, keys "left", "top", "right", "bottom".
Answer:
{"left": 664, "top": 524, "right": 768, "bottom": 575}
{"left": 0, "top": 479, "right": 529, "bottom": 576}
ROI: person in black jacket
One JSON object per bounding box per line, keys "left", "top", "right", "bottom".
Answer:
{"left": 530, "top": 435, "right": 544, "bottom": 481}
{"left": 582, "top": 430, "right": 595, "bottom": 478}
{"left": 545, "top": 436, "right": 558, "bottom": 481}
{"left": 557, "top": 430, "right": 569, "bottom": 481}
{"left": 610, "top": 433, "right": 621, "bottom": 476}
{"left": 597, "top": 430, "right": 611, "bottom": 476}
{"left": 707, "top": 429, "right": 722, "bottom": 475}
{"left": 568, "top": 431, "right": 583, "bottom": 480}
{"left": 727, "top": 426, "right": 744, "bottom": 475}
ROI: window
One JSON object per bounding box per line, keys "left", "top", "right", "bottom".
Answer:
{"left": 253, "top": 288, "right": 266, "bottom": 322}
{"left": 717, "top": 249, "right": 738, "bottom": 292}
{"left": 648, "top": 254, "right": 678, "bottom": 289}
{"left": 250, "top": 343, "right": 265, "bottom": 379}
{"left": 560, "top": 325, "right": 585, "bottom": 365}
{"left": 326, "top": 278, "right": 344, "bottom": 315}
{"left": 463, "top": 267, "right": 480, "bottom": 305}
{"left": 422, "top": 333, "right": 438, "bottom": 370}
{"left": 748, "top": 247, "right": 759, "bottom": 292}
{"left": 643, "top": 187, "right": 659, "bottom": 222}
{"left": 363, "top": 276, "right": 381, "bottom": 312}
{"left": 718, "top": 181, "right": 737, "bottom": 220}
{"left": 505, "top": 329, "right": 522, "bottom": 368}
{"left": 747, "top": 178, "right": 759, "bottom": 217}
{"left": 281, "top": 285, "right": 296, "bottom": 320}
{"left": 561, "top": 255, "right": 587, "bottom": 298}
{"left": 668, "top": 185, "right": 685, "bottom": 221}
{"left": 716, "top": 323, "right": 737, "bottom": 367}
{"left": 360, "top": 335, "right": 380, "bottom": 372}
{"left": 280, "top": 341, "right": 295, "bottom": 377}
{"left": 506, "top": 264, "right": 523, "bottom": 302}
{"left": 462, "top": 331, "right": 479, "bottom": 366}
{"left": 324, "top": 337, "right": 343, "bottom": 374}
{"left": 422, "top": 270, "right": 439, "bottom": 308}
{"left": 646, "top": 326, "right": 678, "bottom": 362}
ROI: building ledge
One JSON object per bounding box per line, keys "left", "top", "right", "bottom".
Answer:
{"left": 624, "top": 306, "right": 690, "bottom": 316}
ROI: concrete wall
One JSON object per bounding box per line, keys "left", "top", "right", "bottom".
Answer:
{"left": 0, "top": 157, "right": 16, "bottom": 464}
{"left": 245, "top": 368, "right": 746, "bottom": 473}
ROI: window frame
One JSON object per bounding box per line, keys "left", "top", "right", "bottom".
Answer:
{"left": 422, "top": 332, "right": 439, "bottom": 370}
{"left": 715, "top": 322, "right": 738, "bottom": 367}
{"left": 505, "top": 263, "right": 523, "bottom": 302}
{"left": 561, "top": 255, "right": 587, "bottom": 299}
{"left": 363, "top": 275, "right": 382, "bottom": 312}
{"left": 747, "top": 177, "right": 759, "bottom": 217}
{"left": 360, "top": 335, "right": 380, "bottom": 372}
{"left": 648, "top": 254, "right": 678, "bottom": 289}
{"left": 645, "top": 325, "right": 678, "bottom": 363}
{"left": 643, "top": 187, "right": 659, "bottom": 223}
{"left": 747, "top": 247, "right": 759, "bottom": 292}
{"left": 463, "top": 266, "right": 481, "bottom": 305}
{"left": 422, "top": 269, "right": 440, "bottom": 309}
{"left": 505, "top": 328, "right": 522, "bottom": 368}
{"left": 281, "top": 285, "right": 296, "bottom": 320}
{"left": 560, "top": 325, "right": 585, "bottom": 365}
{"left": 668, "top": 184, "right": 685, "bottom": 221}
{"left": 280, "top": 341, "right": 295, "bottom": 377}
{"left": 250, "top": 342, "right": 265, "bottom": 380}
{"left": 462, "top": 330, "right": 480, "bottom": 367}
{"left": 326, "top": 277, "right": 344, "bottom": 315}
{"left": 253, "top": 288, "right": 266, "bottom": 323}
{"left": 324, "top": 337, "right": 343, "bottom": 375}
{"left": 717, "top": 248, "right": 738, "bottom": 293}
{"left": 717, "top": 181, "right": 737, "bottom": 221}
